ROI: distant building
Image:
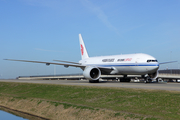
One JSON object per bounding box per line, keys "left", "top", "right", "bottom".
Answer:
{"left": 159, "top": 69, "right": 180, "bottom": 74}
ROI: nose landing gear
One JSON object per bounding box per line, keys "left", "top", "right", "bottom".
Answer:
{"left": 143, "top": 75, "right": 152, "bottom": 83}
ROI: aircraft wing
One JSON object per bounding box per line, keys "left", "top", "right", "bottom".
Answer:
{"left": 4, "top": 59, "right": 86, "bottom": 68}
{"left": 5, "top": 59, "right": 114, "bottom": 72}
{"left": 53, "top": 60, "right": 79, "bottom": 64}
{"left": 5, "top": 59, "right": 123, "bottom": 75}
{"left": 97, "top": 67, "right": 114, "bottom": 75}
{"left": 159, "top": 61, "right": 177, "bottom": 64}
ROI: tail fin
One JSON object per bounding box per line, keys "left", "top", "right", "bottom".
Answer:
{"left": 79, "top": 34, "right": 89, "bottom": 59}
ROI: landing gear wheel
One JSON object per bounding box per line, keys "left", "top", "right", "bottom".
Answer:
{"left": 144, "top": 77, "right": 152, "bottom": 84}
{"left": 120, "top": 78, "right": 131, "bottom": 82}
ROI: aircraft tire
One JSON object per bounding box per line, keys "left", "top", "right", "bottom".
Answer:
{"left": 144, "top": 77, "right": 152, "bottom": 83}
{"left": 120, "top": 78, "right": 131, "bottom": 82}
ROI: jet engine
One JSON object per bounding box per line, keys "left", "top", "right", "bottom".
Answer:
{"left": 148, "top": 71, "right": 159, "bottom": 80}
{"left": 83, "top": 66, "right": 101, "bottom": 80}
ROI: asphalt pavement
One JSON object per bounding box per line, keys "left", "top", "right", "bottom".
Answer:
{"left": 0, "top": 79, "right": 180, "bottom": 91}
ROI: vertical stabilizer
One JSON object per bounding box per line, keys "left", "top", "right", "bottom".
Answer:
{"left": 79, "top": 34, "right": 89, "bottom": 59}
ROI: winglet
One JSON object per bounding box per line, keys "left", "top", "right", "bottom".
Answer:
{"left": 79, "top": 34, "right": 89, "bottom": 59}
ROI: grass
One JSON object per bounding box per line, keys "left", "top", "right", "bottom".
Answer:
{"left": 47, "top": 101, "right": 97, "bottom": 110}
{"left": 0, "top": 82, "right": 180, "bottom": 119}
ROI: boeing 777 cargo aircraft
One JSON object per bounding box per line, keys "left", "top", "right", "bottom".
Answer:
{"left": 5, "top": 34, "right": 174, "bottom": 83}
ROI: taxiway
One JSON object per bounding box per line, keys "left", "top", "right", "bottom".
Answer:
{"left": 0, "top": 79, "right": 180, "bottom": 91}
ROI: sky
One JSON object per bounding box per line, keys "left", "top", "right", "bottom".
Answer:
{"left": 0, "top": 0, "right": 180, "bottom": 79}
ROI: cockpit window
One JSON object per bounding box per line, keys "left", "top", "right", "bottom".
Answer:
{"left": 152, "top": 60, "right": 158, "bottom": 62}
{"left": 147, "top": 60, "right": 158, "bottom": 62}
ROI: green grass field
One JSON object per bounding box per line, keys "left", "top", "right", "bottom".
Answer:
{"left": 0, "top": 82, "right": 180, "bottom": 119}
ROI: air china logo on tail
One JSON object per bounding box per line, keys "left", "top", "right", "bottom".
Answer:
{"left": 81, "top": 44, "right": 84, "bottom": 55}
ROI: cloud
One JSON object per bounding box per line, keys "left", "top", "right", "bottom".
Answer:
{"left": 81, "top": 0, "right": 120, "bottom": 35}
{"left": 34, "top": 48, "right": 64, "bottom": 53}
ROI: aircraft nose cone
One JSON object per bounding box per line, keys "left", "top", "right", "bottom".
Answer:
{"left": 155, "top": 66, "right": 159, "bottom": 70}
{"left": 153, "top": 64, "right": 159, "bottom": 71}
{"left": 149, "top": 63, "right": 159, "bottom": 73}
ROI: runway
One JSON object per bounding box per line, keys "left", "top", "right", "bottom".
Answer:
{"left": 0, "top": 79, "right": 180, "bottom": 91}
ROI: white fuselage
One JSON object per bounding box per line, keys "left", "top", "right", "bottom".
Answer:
{"left": 79, "top": 53, "right": 159, "bottom": 75}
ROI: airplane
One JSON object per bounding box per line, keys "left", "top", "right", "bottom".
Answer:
{"left": 5, "top": 34, "right": 176, "bottom": 83}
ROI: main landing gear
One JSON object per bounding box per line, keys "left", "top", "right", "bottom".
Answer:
{"left": 119, "top": 75, "right": 131, "bottom": 82}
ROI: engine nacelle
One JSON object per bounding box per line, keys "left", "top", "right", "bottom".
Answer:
{"left": 83, "top": 66, "right": 101, "bottom": 80}
{"left": 148, "top": 71, "right": 159, "bottom": 80}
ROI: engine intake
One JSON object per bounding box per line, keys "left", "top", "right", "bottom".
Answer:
{"left": 83, "top": 66, "right": 101, "bottom": 80}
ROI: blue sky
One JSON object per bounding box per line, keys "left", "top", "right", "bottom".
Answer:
{"left": 0, "top": 0, "right": 180, "bottom": 78}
